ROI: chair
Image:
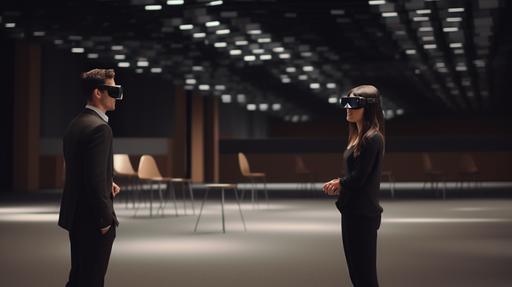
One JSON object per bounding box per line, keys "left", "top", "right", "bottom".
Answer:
{"left": 422, "top": 153, "right": 446, "bottom": 199}
{"left": 113, "top": 154, "right": 139, "bottom": 208}
{"left": 457, "top": 153, "right": 480, "bottom": 190}
{"left": 294, "top": 155, "right": 314, "bottom": 191}
{"left": 137, "top": 155, "right": 179, "bottom": 217}
{"left": 238, "top": 152, "right": 268, "bottom": 207}
{"left": 194, "top": 183, "right": 246, "bottom": 233}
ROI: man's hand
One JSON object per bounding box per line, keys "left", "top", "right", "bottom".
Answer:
{"left": 112, "top": 182, "right": 121, "bottom": 197}
{"left": 100, "top": 225, "right": 111, "bottom": 235}
{"left": 322, "top": 178, "right": 340, "bottom": 196}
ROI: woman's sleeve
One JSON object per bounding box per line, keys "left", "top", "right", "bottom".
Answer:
{"left": 339, "top": 134, "right": 382, "bottom": 191}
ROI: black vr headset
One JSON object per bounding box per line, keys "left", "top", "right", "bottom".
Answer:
{"left": 98, "top": 84, "right": 124, "bottom": 100}
{"left": 338, "top": 96, "right": 378, "bottom": 109}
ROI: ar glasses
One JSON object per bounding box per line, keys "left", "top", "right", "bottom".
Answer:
{"left": 338, "top": 96, "right": 378, "bottom": 109}
{"left": 98, "top": 84, "right": 124, "bottom": 100}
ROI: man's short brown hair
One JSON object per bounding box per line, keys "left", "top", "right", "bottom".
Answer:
{"left": 81, "top": 69, "right": 115, "bottom": 100}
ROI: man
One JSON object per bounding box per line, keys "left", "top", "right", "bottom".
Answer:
{"left": 59, "top": 68, "right": 123, "bottom": 287}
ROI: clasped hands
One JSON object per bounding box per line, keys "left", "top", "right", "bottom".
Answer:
{"left": 322, "top": 178, "right": 341, "bottom": 196}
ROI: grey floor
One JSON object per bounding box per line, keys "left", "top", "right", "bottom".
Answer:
{"left": 1, "top": 196, "right": 512, "bottom": 287}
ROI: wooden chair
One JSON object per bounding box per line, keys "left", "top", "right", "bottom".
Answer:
{"left": 422, "top": 153, "right": 446, "bottom": 199}
{"left": 238, "top": 152, "right": 268, "bottom": 207}
{"left": 113, "top": 154, "right": 139, "bottom": 208}
{"left": 458, "top": 153, "right": 480, "bottom": 190}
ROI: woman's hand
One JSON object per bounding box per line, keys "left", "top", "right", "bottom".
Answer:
{"left": 322, "top": 178, "right": 340, "bottom": 196}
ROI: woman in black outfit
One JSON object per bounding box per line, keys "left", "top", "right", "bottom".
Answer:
{"left": 323, "top": 85, "right": 385, "bottom": 287}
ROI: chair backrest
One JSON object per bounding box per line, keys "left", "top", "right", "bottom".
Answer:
{"left": 138, "top": 155, "right": 162, "bottom": 179}
{"left": 113, "top": 154, "right": 137, "bottom": 176}
{"left": 422, "top": 153, "right": 433, "bottom": 172}
{"left": 238, "top": 152, "right": 251, "bottom": 176}
{"left": 295, "top": 155, "right": 309, "bottom": 173}
{"left": 460, "top": 153, "right": 478, "bottom": 173}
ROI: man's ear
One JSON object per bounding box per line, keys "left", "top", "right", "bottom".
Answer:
{"left": 92, "top": 88, "right": 102, "bottom": 100}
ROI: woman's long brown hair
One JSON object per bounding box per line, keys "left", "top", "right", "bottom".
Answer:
{"left": 346, "top": 85, "right": 385, "bottom": 156}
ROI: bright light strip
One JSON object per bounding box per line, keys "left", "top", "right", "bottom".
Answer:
{"left": 443, "top": 27, "right": 459, "bottom": 32}
{"left": 328, "top": 96, "right": 338, "bottom": 104}
{"left": 114, "top": 54, "right": 126, "bottom": 60}
{"left": 369, "top": 0, "right": 385, "bottom": 5}
{"left": 423, "top": 44, "right": 437, "bottom": 49}
{"left": 167, "top": 0, "right": 184, "bottom": 5}
{"left": 286, "top": 67, "right": 296, "bottom": 73}
{"left": 221, "top": 94, "right": 231, "bottom": 103}
{"left": 257, "top": 38, "right": 271, "bottom": 43}
{"left": 446, "top": 17, "right": 462, "bottom": 22}
{"left": 118, "top": 62, "right": 130, "bottom": 68}
{"left": 71, "top": 48, "right": 84, "bottom": 53}
{"left": 199, "top": 85, "right": 210, "bottom": 91}
{"left": 413, "top": 17, "right": 429, "bottom": 21}
{"left": 259, "top": 103, "right": 269, "bottom": 111}
{"left": 179, "top": 24, "right": 194, "bottom": 30}
{"left": 87, "top": 53, "right": 99, "bottom": 59}
{"left": 298, "top": 74, "right": 308, "bottom": 80}
{"left": 448, "top": 7, "right": 465, "bottom": 13}
{"left": 260, "top": 54, "right": 272, "bottom": 60}
{"left": 33, "top": 31, "right": 45, "bottom": 36}
{"left": 111, "top": 45, "right": 124, "bottom": 51}
{"left": 185, "top": 79, "right": 197, "bottom": 85}
{"left": 272, "top": 47, "right": 285, "bottom": 53}
{"left": 150, "top": 68, "right": 162, "bottom": 73}
{"left": 237, "top": 94, "right": 246, "bottom": 103}
{"left": 5, "top": 23, "right": 16, "bottom": 28}
{"left": 303, "top": 66, "right": 314, "bottom": 72}
{"left": 252, "top": 49, "right": 264, "bottom": 54}
{"left": 214, "top": 42, "right": 227, "bottom": 48}
{"left": 215, "top": 85, "right": 226, "bottom": 90}
{"left": 327, "top": 83, "right": 337, "bottom": 89}
{"left": 229, "top": 49, "right": 242, "bottom": 55}
{"left": 310, "top": 83, "right": 320, "bottom": 89}
{"left": 405, "top": 49, "right": 417, "bottom": 55}
{"left": 192, "top": 66, "right": 203, "bottom": 71}
{"left": 416, "top": 9, "right": 431, "bottom": 14}
{"left": 145, "top": 5, "right": 162, "bottom": 10}
{"left": 216, "top": 29, "right": 230, "bottom": 35}
{"left": 206, "top": 21, "right": 220, "bottom": 27}
{"left": 279, "top": 53, "right": 291, "bottom": 59}
{"left": 193, "top": 33, "right": 206, "bottom": 38}
{"left": 244, "top": 55, "right": 256, "bottom": 61}
{"left": 208, "top": 0, "right": 223, "bottom": 6}
{"left": 281, "top": 77, "right": 291, "bottom": 83}
{"left": 135, "top": 69, "right": 143, "bottom": 74}
{"left": 247, "top": 29, "right": 262, "bottom": 35}
{"left": 449, "top": 42, "right": 463, "bottom": 48}
{"left": 381, "top": 12, "right": 398, "bottom": 17}
{"left": 235, "top": 40, "right": 249, "bottom": 46}
{"left": 247, "top": 104, "right": 257, "bottom": 111}
{"left": 419, "top": 27, "right": 433, "bottom": 32}
{"left": 272, "top": 103, "right": 282, "bottom": 111}
{"left": 422, "top": 36, "right": 435, "bottom": 41}
{"left": 301, "top": 52, "right": 312, "bottom": 57}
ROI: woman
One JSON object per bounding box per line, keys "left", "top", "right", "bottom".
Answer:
{"left": 323, "top": 85, "right": 385, "bottom": 287}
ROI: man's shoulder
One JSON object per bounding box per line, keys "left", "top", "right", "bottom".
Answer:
{"left": 65, "top": 110, "right": 110, "bottom": 138}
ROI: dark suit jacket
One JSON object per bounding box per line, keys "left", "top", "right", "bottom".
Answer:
{"left": 59, "top": 109, "right": 118, "bottom": 231}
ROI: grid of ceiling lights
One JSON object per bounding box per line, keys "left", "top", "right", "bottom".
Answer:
{"left": 370, "top": 0, "right": 498, "bottom": 111}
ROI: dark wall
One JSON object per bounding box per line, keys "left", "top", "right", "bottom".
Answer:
{"left": 219, "top": 103, "right": 268, "bottom": 139}
{"left": 41, "top": 44, "right": 175, "bottom": 138}
{"left": 0, "top": 37, "right": 14, "bottom": 190}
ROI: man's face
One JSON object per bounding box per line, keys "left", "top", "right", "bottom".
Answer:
{"left": 99, "top": 78, "right": 116, "bottom": 111}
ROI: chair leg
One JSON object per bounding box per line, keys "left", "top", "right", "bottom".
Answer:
{"left": 188, "top": 181, "right": 196, "bottom": 215}
{"left": 171, "top": 183, "right": 179, "bottom": 217}
{"left": 234, "top": 188, "right": 247, "bottom": 232}
{"left": 221, "top": 188, "right": 226, "bottom": 233}
{"left": 194, "top": 189, "right": 209, "bottom": 232}
{"left": 263, "top": 177, "right": 269, "bottom": 208}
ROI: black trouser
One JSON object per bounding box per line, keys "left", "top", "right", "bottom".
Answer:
{"left": 66, "top": 218, "right": 116, "bottom": 287}
{"left": 342, "top": 213, "right": 381, "bottom": 287}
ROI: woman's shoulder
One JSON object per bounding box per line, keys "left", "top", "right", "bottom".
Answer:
{"left": 363, "top": 131, "right": 384, "bottom": 148}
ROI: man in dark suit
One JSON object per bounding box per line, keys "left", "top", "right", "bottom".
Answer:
{"left": 59, "top": 68, "right": 123, "bottom": 287}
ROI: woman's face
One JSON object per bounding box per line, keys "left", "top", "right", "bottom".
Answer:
{"left": 346, "top": 94, "right": 364, "bottom": 123}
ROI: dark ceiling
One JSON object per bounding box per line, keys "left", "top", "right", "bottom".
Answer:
{"left": 1, "top": 0, "right": 511, "bottom": 122}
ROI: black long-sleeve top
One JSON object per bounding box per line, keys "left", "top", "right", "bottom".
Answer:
{"left": 336, "top": 132, "right": 384, "bottom": 216}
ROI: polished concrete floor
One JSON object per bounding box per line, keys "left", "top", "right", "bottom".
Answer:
{"left": 1, "top": 196, "right": 512, "bottom": 287}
